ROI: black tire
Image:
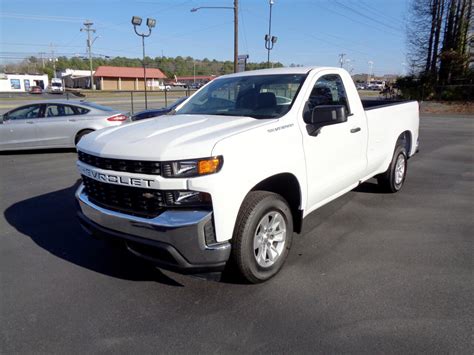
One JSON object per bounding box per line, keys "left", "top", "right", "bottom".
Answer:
{"left": 231, "top": 191, "right": 293, "bottom": 283}
{"left": 377, "top": 144, "right": 408, "bottom": 193}
{"left": 75, "top": 129, "right": 94, "bottom": 145}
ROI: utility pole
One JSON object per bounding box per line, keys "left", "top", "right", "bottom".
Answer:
{"left": 234, "top": 0, "right": 239, "bottom": 73}
{"left": 339, "top": 53, "right": 346, "bottom": 68}
{"left": 50, "top": 43, "right": 56, "bottom": 78}
{"left": 81, "top": 20, "right": 97, "bottom": 90}
{"left": 39, "top": 52, "right": 46, "bottom": 69}
{"left": 191, "top": 2, "right": 238, "bottom": 72}
{"left": 368, "top": 60, "right": 374, "bottom": 84}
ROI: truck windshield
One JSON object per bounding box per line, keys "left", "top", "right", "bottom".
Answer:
{"left": 178, "top": 74, "right": 306, "bottom": 119}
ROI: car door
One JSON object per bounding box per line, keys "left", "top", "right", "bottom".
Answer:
{"left": 0, "top": 104, "right": 44, "bottom": 150}
{"left": 301, "top": 73, "right": 367, "bottom": 209}
{"left": 35, "top": 103, "right": 85, "bottom": 147}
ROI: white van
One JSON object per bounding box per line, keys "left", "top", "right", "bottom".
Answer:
{"left": 50, "top": 78, "right": 64, "bottom": 94}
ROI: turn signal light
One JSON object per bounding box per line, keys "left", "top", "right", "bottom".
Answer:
{"left": 198, "top": 158, "right": 221, "bottom": 175}
{"left": 107, "top": 114, "right": 128, "bottom": 122}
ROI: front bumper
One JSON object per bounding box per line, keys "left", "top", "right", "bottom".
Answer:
{"left": 75, "top": 184, "right": 231, "bottom": 273}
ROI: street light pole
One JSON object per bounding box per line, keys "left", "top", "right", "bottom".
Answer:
{"left": 132, "top": 16, "right": 156, "bottom": 110}
{"left": 264, "top": 0, "right": 277, "bottom": 69}
{"left": 191, "top": 1, "right": 239, "bottom": 73}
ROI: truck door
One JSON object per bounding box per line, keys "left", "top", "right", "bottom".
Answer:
{"left": 301, "top": 73, "right": 367, "bottom": 209}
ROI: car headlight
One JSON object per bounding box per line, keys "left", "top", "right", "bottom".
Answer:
{"left": 162, "top": 156, "right": 223, "bottom": 178}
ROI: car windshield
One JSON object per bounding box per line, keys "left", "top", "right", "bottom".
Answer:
{"left": 52, "top": 83, "right": 62, "bottom": 87}
{"left": 80, "top": 102, "right": 116, "bottom": 112}
{"left": 177, "top": 74, "right": 306, "bottom": 119}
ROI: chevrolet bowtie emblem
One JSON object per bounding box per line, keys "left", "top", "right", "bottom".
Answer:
{"left": 142, "top": 192, "right": 155, "bottom": 199}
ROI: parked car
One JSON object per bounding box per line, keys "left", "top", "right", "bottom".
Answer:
{"left": 0, "top": 100, "right": 130, "bottom": 151}
{"left": 132, "top": 97, "right": 188, "bottom": 121}
{"left": 29, "top": 86, "right": 42, "bottom": 94}
{"left": 76, "top": 66, "right": 419, "bottom": 283}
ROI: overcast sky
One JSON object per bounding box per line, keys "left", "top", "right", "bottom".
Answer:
{"left": 0, "top": 0, "right": 410, "bottom": 75}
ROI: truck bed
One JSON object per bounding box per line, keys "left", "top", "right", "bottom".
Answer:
{"left": 361, "top": 99, "right": 413, "bottom": 111}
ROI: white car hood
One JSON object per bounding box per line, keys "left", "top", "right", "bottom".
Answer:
{"left": 77, "top": 114, "right": 273, "bottom": 161}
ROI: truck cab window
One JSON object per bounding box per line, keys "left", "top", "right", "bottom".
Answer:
{"left": 308, "top": 74, "right": 350, "bottom": 113}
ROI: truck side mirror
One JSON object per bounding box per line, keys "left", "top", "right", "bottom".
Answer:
{"left": 304, "top": 104, "right": 347, "bottom": 126}
{"left": 303, "top": 103, "right": 347, "bottom": 136}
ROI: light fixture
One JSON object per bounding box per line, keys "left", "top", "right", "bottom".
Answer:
{"left": 131, "top": 16, "right": 142, "bottom": 26}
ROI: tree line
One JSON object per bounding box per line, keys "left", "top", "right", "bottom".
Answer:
{"left": 0, "top": 55, "right": 283, "bottom": 79}
{"left": 402, "top": 0, "right": 473, "bottom": 100}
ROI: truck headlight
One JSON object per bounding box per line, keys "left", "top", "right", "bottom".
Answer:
{"left": 162, "top": 156, "right": 223, "bottom": 178}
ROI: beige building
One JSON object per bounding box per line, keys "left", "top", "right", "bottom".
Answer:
{"left": 94, "top": 66, "right": 167, "bottom": 91}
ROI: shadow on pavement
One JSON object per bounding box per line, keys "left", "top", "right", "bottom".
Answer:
{"left": 4, "top": 180, "right": 183, "bottom": 287}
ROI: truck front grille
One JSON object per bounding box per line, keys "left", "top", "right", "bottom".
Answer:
{"left": 82, "top": 176, "right": 166, "bottom": 218}
{"left": 78, "top": 151, "right": 161, "bottom": 175}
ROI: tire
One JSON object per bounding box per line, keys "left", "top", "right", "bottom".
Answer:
{"left": 231, "top": 191, "right": 293, "bottom": 283}
{"left": 75, "top": 129, "right": 94, "bottom": 145}
{"left": 377, "top": 144, "right": 408, "bottom": 193}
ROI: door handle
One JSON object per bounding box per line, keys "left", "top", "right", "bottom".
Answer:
{"left": 26, "top": 121, "right": 35, "bottom": 124}
{"left": 68, "top": 119, "right": 77, "bottom": 122}
{"left": 350, "top": 127, "right": 361, "bottom": 133}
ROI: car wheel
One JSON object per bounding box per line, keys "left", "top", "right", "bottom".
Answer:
{"left": 231, "top": 191, "right": 293, "bottom": 283}
{"left": 75, "top": 129, "right": 94, "bottom": 145}
{"left": 377, "top": 143, "right": 408, "bottom": 193}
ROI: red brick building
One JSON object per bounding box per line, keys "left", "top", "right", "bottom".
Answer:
{"left": 94, "top": 66, "right": 167, "bottom": 91}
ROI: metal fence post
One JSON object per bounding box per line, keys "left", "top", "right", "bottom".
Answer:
{"left": 165, "top": 89, "right": 168, "bottom": 106}
{"left": 131, "top": 91, "right": 134, "bottom": 114}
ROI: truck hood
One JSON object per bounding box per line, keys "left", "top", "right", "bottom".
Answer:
{"left": 78, "top": 114, "right": 274, "bottom": 161}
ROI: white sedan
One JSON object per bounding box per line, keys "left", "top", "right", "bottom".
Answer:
{"left": 0, "top": 100, "right": 130, "bottom": 151}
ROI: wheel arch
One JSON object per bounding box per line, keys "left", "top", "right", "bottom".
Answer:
{"left": 74, "top": 128, "right": 95, "bottom": 144}
{"left": 250, "top": 172, "right": 304, "bottom": 234}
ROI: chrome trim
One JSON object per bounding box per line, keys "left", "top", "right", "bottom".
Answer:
{"left": 76, "top": 184, "right": 230, "bottom": 264}
{"left": 76, "top": 183, "right": 210, "bottom": 228}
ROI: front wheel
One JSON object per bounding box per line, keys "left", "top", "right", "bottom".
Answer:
{"left": 231, "top": 191, "right": 293, "bottom": 283}
{"left": 377, "top": 144, "right": 408, "bottom": 193}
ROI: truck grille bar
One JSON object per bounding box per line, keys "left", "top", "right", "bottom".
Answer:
{"left": 78, "top": 151, "right": 161, "bottom": 175}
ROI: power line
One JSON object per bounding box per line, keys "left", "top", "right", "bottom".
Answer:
{"left": 332, "top": 1, "right": 404, "bottom": 34}
{"left": 317, "top": 2, "right": 401, "bottom": 38}
{"left": 357, "top": 0, "right": 406, "bottom": 27}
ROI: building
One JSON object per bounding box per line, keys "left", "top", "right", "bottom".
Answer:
{"left": 0, "top": 73, "right": 49, "bottom": 92}
{"left": 61, "top": 69, "right": 94, "bottom": 89}
{"left": 94, "top": 66, "right": 167, "bottom": 90}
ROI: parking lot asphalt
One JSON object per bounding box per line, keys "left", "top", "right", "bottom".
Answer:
{"left": 1, "top": 115, "right": 473, "bottom": 353}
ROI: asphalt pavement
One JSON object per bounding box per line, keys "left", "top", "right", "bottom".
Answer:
{"left": 0, "top": 115, "right": 473, "bottom": 353}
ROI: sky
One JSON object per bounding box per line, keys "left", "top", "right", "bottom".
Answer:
{"left": 0, "top": 0, "right": 411, "bottom": 75}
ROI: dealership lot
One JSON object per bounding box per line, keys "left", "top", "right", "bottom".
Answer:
{"left": 0, "top": 115, "right": 472, "bottom": 352}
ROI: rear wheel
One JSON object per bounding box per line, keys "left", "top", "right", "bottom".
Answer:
{"left": 377, "top": 144, "right": 407, "bottom": 193}
{"left": 75, "top": 129, "right": 94, "bottom": 145}
{"left": 231, "top": 191, "right": 293, "bottom": 283}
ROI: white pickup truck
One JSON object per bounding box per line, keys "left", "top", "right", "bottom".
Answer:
{"left": 76, "top": 67, "right": 419, "bottom": 283}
